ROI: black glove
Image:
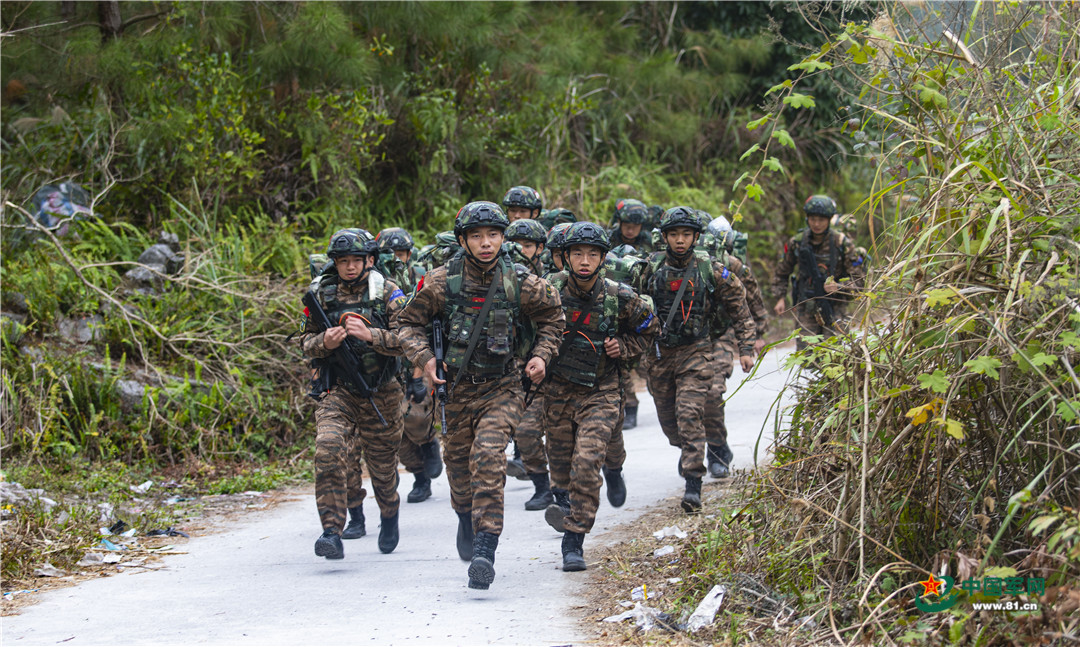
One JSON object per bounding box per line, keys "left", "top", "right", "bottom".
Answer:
{"left": 407, "top": 376, "right": 428, "bottom": 404}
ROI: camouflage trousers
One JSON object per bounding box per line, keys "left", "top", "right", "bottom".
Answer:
{"left": 793, "top": 302, "right": 848, "bottom": 351}
{"left": 703, "top": 332, "right": 736, "bottom": 447}
{"left": 444, "top": 373, "right": 524, "bottom": 536}
{"left": 621, "top": 362, "right": 648, "bottom": 409}
{"left": 645, "top": 340, "right": 715, "bottom": 479}
{"left": 316, "top": 384, "right": 403, "bottom": 532}
{"left": 605, "top": 367, "right": 629, "bottom": 471}
{"left": 397, "top": 378, "right": 437, "bottom": 475}
{"left": 513, "top": 390, "right": 549, "bottom": 475}
{"left": 542, "top": 374, "right": 620, "bottom": 534}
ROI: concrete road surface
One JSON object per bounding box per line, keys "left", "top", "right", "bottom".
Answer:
{"left": 3, "top": 349, "right": 792, "bottom": 646}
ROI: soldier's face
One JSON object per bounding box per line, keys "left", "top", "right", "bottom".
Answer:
{"left": 515, "top": 240, "right": 541, "bottom": 259}
{"left": 620, "top": 222, "right": 642, "bottom": 240}
{"left": 807, "top": 215, "right": 830, "bottom": 235}
{"left": 393, "top": 249, "right": 411, "bottom": 264}
{"left": 335, "top": 254, "right": 373, "bottom": 281}
{"left": 551, "top": 250, "right": 564, "bottom": 270}
{"left": 463, "top": 227, "right": 504, "bottom": 263}
{"left": 507, "top": 207, "right": 535, "bottom": 222}
{"left": 664, "top": 227, "right": 697, "bottom": 255}
{"left": 567, "top": 245, "right": 603, "bottom": 278}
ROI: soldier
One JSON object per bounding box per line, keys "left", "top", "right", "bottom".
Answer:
{"left": 503, "top": 217, "right": 555, "bottom": 510}
{"left": 543, "top": 222, "right": 574, "bottom": 275}
{"left": 538, "top": 207, "right": 577, "bottom": 231}
{"left": 771, "top": 195, "right": 865, "bottom": 350}
{"left": 701, "top": 216, "right": 768, "bottom": 478}
{"left": 608, "top": 199, "right": 655, "bottom": 254}
{"left": 637, "top": 207, "right": 756, "bottom": 513}
{"left": 394, "top": 201, "right": 564, "bottom": 590}
{"left": 300, "top": 228, "right": 407, "bottom": 559}
{"left": 415, "top": 231, "right": 462, "bottom": 273}
{"left": 502, "top": 185, "right": 543, "bottom": 222}
{"left": 540, "top": 222, "right": 657, "bottom": 571}
{"left": 377, "top": 227, "right": 442, "bottom": 504}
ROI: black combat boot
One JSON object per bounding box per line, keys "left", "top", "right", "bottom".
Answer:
{"left": 377, "top": 512, "right": 399, "bottom": 554}
{"left": 506, "top": 442, "right": 528, "bottom": 480}
{"left": 467, "top": 531, "right": 499, "bottom": 590}
{"left": 561, "top": 531, "right": 586, "bottom": 572}
{"left": 544, "top": 487, "right": 571, "bottom": 532}
{"left": 623, "top": 405, "right": 638, "bottom": 429}
{"left": 707, "top": 443, "right": 732, "bottom": 479}
{"left": 420, "top": 440, "right": 443, "bottom": 479}
{"left": 341, "top": 505, "right": 366, "bottom": 539}
{"left": 407, "top": 472, "right": 432, "bottom": 503}
{"left": 524, "top": 472, "right": 554, "bottom": 511}
{"left": 681, "top": 475, "right": 703, "bottom": 513}
{"left": 314, "top": 529, "right": 344, "bottom": 560}
{"left": 456, "top": 510, "right": 474, "bottom": 561}
{"left": 603, "top": 467, "right": 627, "bottom": 508}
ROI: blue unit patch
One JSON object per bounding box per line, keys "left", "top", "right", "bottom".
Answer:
{"left": 721, "top": 267, "right": 730, "bottom": 280}
{"left": 389, "top": 289, "right": 405, "bottom": 302}
{"left": 635, "top": 312, "right": 655, "bottom": 333}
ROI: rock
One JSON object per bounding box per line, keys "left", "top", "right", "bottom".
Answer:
{"left": 158, "top": 231, "right": 181, "bottom": 253}
{"left": 137, "top": 244, "right": 183, "bottom": 275}
{"left": 4, "top": 292, "right": 28, "bottom": 313}
{"left": 19, "top": 345, "right": 44, "bottom": 362}
{"left": 58, "top": 315, "right": 104, "bottom": 344}
{"left": 100, "top": 301, "right": 138, "bottom": 318}
{"left": 116, "top": 380, "right": 146, "bottom": 411}
{"left": 1, "top": 311, "right": 27, "bottom": 344}
{"left": 123, "top": 264, "right": 165, "bottom": 287}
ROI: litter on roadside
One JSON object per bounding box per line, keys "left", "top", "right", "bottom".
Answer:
{"left": 631, "top": 584, "right": 651, "bottom": 600}
{"left": 652, "top": 525, "right": 688, "bottom": 540}
{"left": 686, "top": 584, "right": 727, "bottom": 632}
{"left": 603, "top": 602, "right": 677, "bottom": 632}
{"left": 129, "top": 480, "right": 154, "bottom": 494}
{"left": 2, "top": 589, "right": 38, "bottom": 601}
{"left": 654, "top": 545, "right": 675, "bottom": 557}
{"left": 146, "top": 527, "right": 190, "bottom": 538}
{"left": 33, "top": 563, "right": 66, "bottom": 577}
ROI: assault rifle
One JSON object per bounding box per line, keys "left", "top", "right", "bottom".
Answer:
{"left": 302, "top": 290, "right": 388, "bottom": 427}
{"left": 795, "top": 241, "right": 834, "bottom": 327}
{"left": 431, "top": 315, "right": 449, "bottom": 434}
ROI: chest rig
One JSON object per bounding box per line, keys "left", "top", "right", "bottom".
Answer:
{"left": 791, "top": 228, "right": 841, "bottom": 307}
{"left": 648, "top": 250, "right": 716, "bottom": 347}
{"left": 441, "top": 254, "right": 526, "bottom": 378}
{"left": 314, "top": 270, "right": 399, "bottom": 391}
{"left": 548, "top": 273, "right": 622, "bottom": 388}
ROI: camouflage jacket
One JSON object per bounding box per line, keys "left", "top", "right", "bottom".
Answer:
{"left": 300, "top": 271, "right": 407, "bottom": 359}
{"left": 771, "top": 227, "right": 865, "bottom": 307}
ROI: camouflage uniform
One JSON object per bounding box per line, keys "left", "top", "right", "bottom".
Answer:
{"left": 638, "top": 249, "right": 755, "bottom": 482}
{"left": 301, "top": 271, "right": 407, "bottom": 534}
{"left": 770, "top": 227, "right": 865, "bottom": 349}
{"left": 394, "top": 253, "right": 564, "bottom": 537}
{"left": 543, "top": 272, "right": 657, "bottom": 533}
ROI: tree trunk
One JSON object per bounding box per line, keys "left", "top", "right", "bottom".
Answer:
{"left": 97, "top": 1, "right": 122, "bottom": 42}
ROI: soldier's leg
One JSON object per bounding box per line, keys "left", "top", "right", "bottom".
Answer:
{"left": 645, "top": 358, "right": 682, "bottom": 453}
{"left": 342, "top": 432, "right": 368, "bottom": 540}
{"left": 672, "top": 347, "right": 714, "bottom": 481}
{"left": 564, "top": 387, "right": 619, "bottom": 535}
{"left": 543, "top": 390, "right": 575, "bottom": 492}
{"left": 518, "top": 394, "right": 552, "bottom": 510}
{"left": 443, "top": 395, "right": 479, "bottom": 517}
{"left": 704, "top": 336, "right": 735, "bottom": 478}
{"left": 400, "top": 394, "right": 436, "bottom": 503}
{"left": 793, "top": 306, "right": 824, "bottom": 351}
{"left": 314, "top": 389, "right": 361, "bottom": 535}
{"left": 355, "top": 386, "right": 405, "bottom": 554}
{"left": 468, "top": 380, "right": 523, "bottom": 536}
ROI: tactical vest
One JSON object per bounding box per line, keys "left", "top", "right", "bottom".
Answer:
{"left": 648, "top": 250, "right": 716, "bottom": 347}
{"left": 441, "top": 254, "right": 527, "bottom": 378}
{"left": 791, "top": 228, "right": 841, "bottom": 306}
{"left": 313, "top": 270, "right": 400, "bottom": 391}
{"left": 547, "top": 273, "right": 622, "bottom": 388}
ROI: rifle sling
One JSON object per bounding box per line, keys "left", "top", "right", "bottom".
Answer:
{"left": 661, "top": 260, "right": 697, "bottom": 335}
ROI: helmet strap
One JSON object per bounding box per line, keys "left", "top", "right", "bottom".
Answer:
{"left": 460, "top": 235, "right": 499, "bottom": 272}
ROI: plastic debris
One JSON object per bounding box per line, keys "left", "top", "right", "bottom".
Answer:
{"left": 76, "top": 553, "right": 104, "bottom": 567}
{"left": 130, "top": 480, "right": 154, "bottom": 494}
{"left": 108, "top": 520, "right": 129, "bottom": 534}
{"left": 3, "top": 589, "right": 38, "bottom": 601}
{"left": 99, "top": 539, "right": 123, "bottom": 551}
{"left": 654, "top": 545, "right": 675, "bottom": 557}
{"left": 33, "top": 563, "right": 66, "bottom": 577}
{"left": 667, "top": 577, "right": 683, "bottom": 584}
{"left": 686, "top": 584, "right": 727, "bottom": 632}
{"left": 631, "top": 584, "right": 651, "bottom": 601}
{"left": 603, "top": 602, "right": 677, "bottom": 632}
{"left": 652, "top": 525, "right": 688, "bottom": 540}
{"left": 146, "top": 527, "right": 190, "bottom": 538}
{"left": 120, "top": 528, "right": 138, "bottom": 538}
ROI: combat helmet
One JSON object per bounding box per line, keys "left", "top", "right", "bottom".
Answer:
{"left": 659, "top": 206, "right": 704, "bottom": 232}
{"left": 562, "top": 221, "right": 611, "bottom": 253}
{"left": 377, "top": 227, "right": 414, "bottom": 252}
{"left": 546, "top": 222, "right": 574, "bottom": 251}
{"left": 327, "top": 228, "right": 378, "bottom": 259}
{"left": 613, "top": 199, "right": 649, "bottom": 224}
{"left": 501, "top": 186, "right": 543, "bottom": 211}
{"left": 804, "top": 194, "right": 838, "bottom": 217}
{"left": 504, "top": 218, "right": 547, "bottom": 244}
{"left": 454, "top": 201, "right": 510, "bottom": 237}
{"left": 539, "top": 207, "right": 577, "bottom": 230}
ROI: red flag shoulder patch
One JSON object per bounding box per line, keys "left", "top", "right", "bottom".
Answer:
{"left": 669, "top": 279, "right": 683, "bottom": 291}
{"left": 415, "top": 276, "right": 424, "bottom": 292}
{"left": 570, "top": 311, "right": 592, "bottom": 325}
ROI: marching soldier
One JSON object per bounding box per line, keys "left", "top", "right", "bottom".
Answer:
{"left": 541, "top": 222, "right": 657, "bottom": 571}
{"left": 502, "top": 185, "right": 543, "bottom": 222}
{"left": 637, "top": 207, "right": 756, "bottom": 512}
{"left": 608, "top": 199, "right": 655, "bottom": 253}
{"left": 300, "top": 228, "right": 407, "bottom": 559}
{"left": 771, "top": 195, "right": 865, "bottom": 350}
{"left": 394, "top": 201, "right": 564, "bottom": 589}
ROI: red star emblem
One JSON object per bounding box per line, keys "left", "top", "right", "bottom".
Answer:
{"left": 918, "top": 574, "right": 944, "bottom": 596}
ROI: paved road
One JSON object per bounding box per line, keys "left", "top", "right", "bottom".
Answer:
{"left": 4, "top": 349, "right": 792, "bottom": 646}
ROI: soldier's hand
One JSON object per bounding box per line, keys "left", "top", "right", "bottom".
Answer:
{"left": 323, "top": 326, "right": 347, "bottom": 350}
{"left": 773, "top": 299, "right": 786, "bottom": 316}
{"left": 823, "top": 280, "right": 840, "bottom": 294}
{"left": 343, "top": 314, "right": 373, "bottom": 342}
{"left": 753, "top": 338, "right": 766, "bottom": 355}
{"left": 407, "top": 376, "right": 428, "bottom": 403}
{"left": 740, "top": 355, "right": 755, "bottom": 373}
{"left": 424, "top": 357, "right": 447, "bottom": 385}
{"left": 525, "top": 356, "right": 546, "bottom": 384}
{"left": 604, "top": 337, "right": 622, "bottom": 358}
